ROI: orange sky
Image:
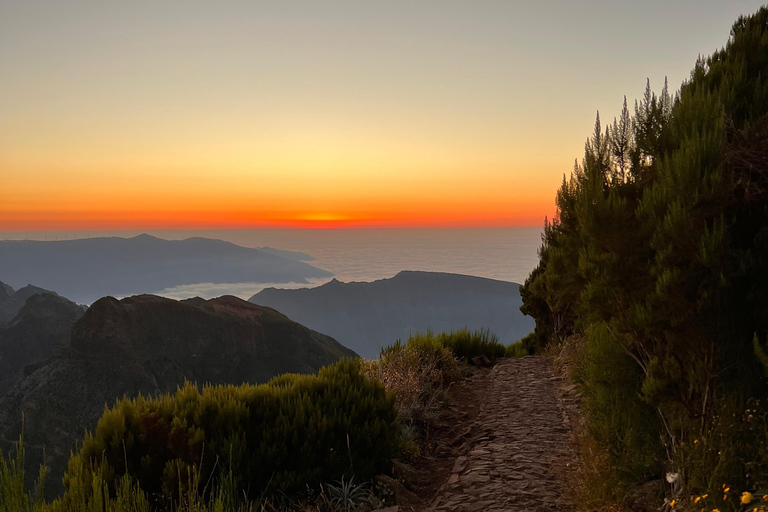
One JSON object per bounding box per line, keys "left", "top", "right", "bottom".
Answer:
{"left": 1, "top": 1, "right": 760, "bottom": 232}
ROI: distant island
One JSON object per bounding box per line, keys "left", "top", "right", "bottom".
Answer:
{"left": 250, "top": 270, "right": 534, "bottom": 358}
{"left": 0, "top": 234, "right": 332, "bottom": 303}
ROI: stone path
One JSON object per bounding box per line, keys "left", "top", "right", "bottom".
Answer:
{"left": 423, "top": 356, "right": 578, "bottom": 512}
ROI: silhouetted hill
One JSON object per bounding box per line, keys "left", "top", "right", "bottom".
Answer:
{"left": 0, "top": 235, "right": 332, "bottom": 304}
{"left": 0, "top": 294, "right": 355, "bottom": 496}
{"left": 0, "top": 292, "right": 85, "bottom": 395}
{"left": 0, "top": 281, "right": 61, "bottom": 323}
{"left": 250, "top": 271, "right": 535, "bottom": 358}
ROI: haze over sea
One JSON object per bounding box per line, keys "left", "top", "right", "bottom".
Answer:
{"left": 1, "top": 228, "right": 542, "bottom": 300}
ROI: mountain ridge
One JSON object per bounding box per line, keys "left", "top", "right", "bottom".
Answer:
{"left": 250, "top": 270, "right": 534, "bottom": 358}
{"left": 0, "top": 235, "right": 332, "bottom": 303}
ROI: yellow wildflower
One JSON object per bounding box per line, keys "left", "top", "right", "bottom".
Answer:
{"left": 743, "top": 492, "right": 755, "bottom": 504}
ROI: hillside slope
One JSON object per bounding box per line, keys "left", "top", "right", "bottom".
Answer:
{"left": 0, "top": 294, "right": 355, "bottom": 496}
{"left": 0, "top": 292, "right": 85, "bottom": 395}
{"left": 250, "top": 271, "right": 534, "bottom": 358}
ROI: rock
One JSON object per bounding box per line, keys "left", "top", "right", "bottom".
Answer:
{"left": 375, "top": 475, "right": 419, "bottom": 505}
{"left": 391, "top": 459, "right": 420, "bottom": 487}
{"left": 625, "top": 479, "right": 665, "bottom": 512}
{"left": 470, "top": 354, "right": 492, "bottom": 367}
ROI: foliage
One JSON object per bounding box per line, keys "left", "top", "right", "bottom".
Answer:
{"left": 364, "top": 335, "right": 462, "bottom": 433}
{"left": 323, "top": 476, "right": 372, "bottom": 512}
{"left": 404, "top": 328, "right": 506, "bottom": 360}
{"left": 505, "top": 342, "right": 528, "bottom": 358}
{"left": 0, "top": 434, "right": 47, "bottom": 512}
{"left": 520, "top": 6, "right": 768, "bottom": 506}
{"left": 57, "top": 358, "right": 397, "bottom": 506}
{"left": 506, "top": 332, "right": 543, "bottom": 357}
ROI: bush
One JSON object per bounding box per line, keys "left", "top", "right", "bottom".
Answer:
{"left": 59, "top": 358, "right": 398, "bottom": 505}
{"left": 406, "top": 328, "right": 506, "bottom": 360}
{"left": 365, "top": 339, "right": 461, "bottom": 430}
{"left": 571, "top": 326, "right": 662, "bottom": 486}
{"left": 506, "top": 333, "right": 543, "bottom": 357}
{"left": 505, "top": 342, "right": 528, "bottom": 358}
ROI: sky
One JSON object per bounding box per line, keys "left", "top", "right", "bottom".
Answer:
{"left": 1, "top": 0, "right": 765, "bottom": 231}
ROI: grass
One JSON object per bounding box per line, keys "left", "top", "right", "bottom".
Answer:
{"left": 405, "top": 327, "right": 507, "bottom": 360}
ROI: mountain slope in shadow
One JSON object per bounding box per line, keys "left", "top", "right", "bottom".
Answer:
{"left": 0, "top": 294, "right": 355, "bottom": 497}
{"left": 0, "top": 292, "right": 85, "bottom": 395}
{"left": 0, "top": 281, "right": 67, "bottom": 323}
{"left": 250, "top": 271, "right": 535, "bottom": 358}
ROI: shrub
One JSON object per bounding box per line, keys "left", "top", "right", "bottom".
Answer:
{"left": 59, "top": 358, "right": 398, "bottom": 505}
{"left": 505, "top": 342, "right": 528, "bottom": 358}
{"left": 365, "top": 339, "right": 462, "bottom": 429}
{"left": 406, "top": 328, "right": 506, "bottom": 361}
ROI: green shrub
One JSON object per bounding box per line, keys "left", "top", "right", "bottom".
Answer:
{"left": 505, "top": 333, "right": 542, "bottom": 357}
{"left": 404, "top": 328, "right": 506, "bottom": 361}
{"left": 504, "top": 342, "right": 528, "bottom": 358}
{"left": 572, "top": 325, "right": 662, "bottom": 486}
{"left": 59, "top": 358, "right": 398, "bottom": 505}
{"left": 0, "top": 434, "right": 47, "bottom": 512}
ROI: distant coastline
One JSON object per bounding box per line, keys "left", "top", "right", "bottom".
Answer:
{"left": 0, "top": 228, "right": 542, "bottom": 290}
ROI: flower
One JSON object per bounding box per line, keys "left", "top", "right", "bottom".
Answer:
{"left": 742, "top": 492, "right": 754, "bottom": 505}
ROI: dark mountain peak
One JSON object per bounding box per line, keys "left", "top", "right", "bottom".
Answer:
{"left": 130, "top": 233, "right": 157, "bottom": 240}
{"left": 0, "top": 290, "right": 84, "bottom": 395}
{"left": 0, "top": 281, "right": 14, "bottom": 298}
{"left": 14, "top": 284, "right": 59, "bottom": 302}
{"left": 204, "top": 295, "right": 272, "bottom": 320}
{"left": 10, "top": 292, "right": 82, "bottom": 325}
{"left": 0, "top": 281, "right": 59, "bottom": 323}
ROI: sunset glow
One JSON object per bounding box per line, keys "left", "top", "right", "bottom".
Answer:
{"left": 1, "top": 1, "right": 760, "bottom": 232}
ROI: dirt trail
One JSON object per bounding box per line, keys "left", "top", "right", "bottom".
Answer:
{"left": 418, "top": 356, "right": 578, "bottom": 512}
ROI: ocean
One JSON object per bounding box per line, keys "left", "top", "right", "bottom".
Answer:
{"left": 2, "top": 228, "right": 543, "bottom": 300}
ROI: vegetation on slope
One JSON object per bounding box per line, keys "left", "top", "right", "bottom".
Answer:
{"left": 520, "top": 7, "right": 768, "bottom": 511}
{"left": 1, "top": 329, "right": 507, "bottom": 511}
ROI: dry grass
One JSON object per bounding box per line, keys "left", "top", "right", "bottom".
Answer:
{"left": 362, "top": 341, "right": 464, "bottom": 427}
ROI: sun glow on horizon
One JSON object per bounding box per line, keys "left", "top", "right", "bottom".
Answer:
{"left": 1, "top": 1, "right": 754, "bottom": 233}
